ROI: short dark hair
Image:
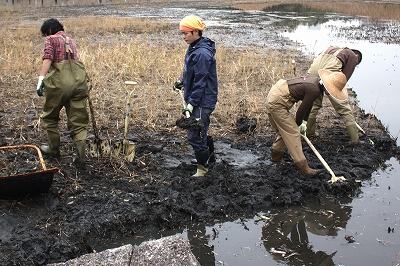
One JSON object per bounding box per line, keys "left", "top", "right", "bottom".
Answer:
{"left": 40, "top": 18, "right": 64, "bottom": 36}
{"left": 351, "top": 49, "right": 362, "bottom": 64}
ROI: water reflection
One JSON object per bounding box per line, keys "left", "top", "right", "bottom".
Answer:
{"left": 42, "top": 3, "right": 399, "bottom": 265}
{"left": 262, "top": 198, "right": 352, "bottom": 265}
{"left": 187, "top": 223, "right": 216, "bottom": 266}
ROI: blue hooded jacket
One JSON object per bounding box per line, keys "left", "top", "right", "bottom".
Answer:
{"left": 182, "top": 37, "right": 218, "bottom": 108}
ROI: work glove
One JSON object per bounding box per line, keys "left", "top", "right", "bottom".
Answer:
{"left": 182, "top": 103, "right": 194, "bottom": 115}
{"left": 298, "top": 120, "right": 307, "bottom": 135}
{"left": 36, "top": 76, "right": 45, "bottom": 96}
{"left": 173, "top": 80, "right": 183, "bottom": 91}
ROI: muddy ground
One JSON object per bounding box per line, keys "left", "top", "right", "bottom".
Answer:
{"left": 1, "top": 90, "right": 399, "bottom": 266}
{"left": 1, "top": 3, "right": 400, "bottom": 266}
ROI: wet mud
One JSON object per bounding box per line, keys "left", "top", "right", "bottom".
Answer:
{"left": 0, "top": 91, "right": 398, "bottom": 265}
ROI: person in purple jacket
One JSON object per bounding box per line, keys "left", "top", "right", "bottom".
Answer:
{"left": 173, "top": 15, "right": 218, "bottom": 177}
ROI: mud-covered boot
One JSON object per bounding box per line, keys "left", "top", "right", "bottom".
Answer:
{"left": 191, "top": 136, "right": 216, "bottom": 165}
{"left": 306, "top": 117, "right": 318, "bottom": 137}
{"left": 73, "top": 140, "right": 86, "bottom": 168}
{"left": 295, "top": 160, "right": 321, "bottom": 177}
{"left": 40, "top": 134, "right": 61, "bottom": 157}
{"left": 193, "top": 148, "right": 210, "bottom": 177}
{"left": 346, "top": 124, "right": 364, "bottom": 145}
{"left": 271, "top": 149, "right": 284, "bottom": 163}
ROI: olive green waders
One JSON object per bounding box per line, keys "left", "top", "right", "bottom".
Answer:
{"left": 40, "top": 37, "right": 89, "bottom": 166}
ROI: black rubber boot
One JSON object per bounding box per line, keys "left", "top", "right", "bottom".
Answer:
{"left": 191, "top": 136, "right": 216, "bottom": 165}
{"left": 193, "top": 148, "right": 210, "bottom": 177}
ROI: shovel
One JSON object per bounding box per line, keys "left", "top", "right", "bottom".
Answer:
{"left": 175, "top": 89, "right": 204, "bottom": 131}
{"left": 113, "top": 81, "right": 137, "bottom": 162}
{"left": 87, "top": 79, "right": 113, "bottom": 157}
{"left": 87, "top": 81, "right": 136, "bottom": 162}
{"left": 301, "top": 134, "right": 346, "bottom": 183}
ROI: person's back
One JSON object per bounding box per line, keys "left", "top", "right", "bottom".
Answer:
{"left": 37, "top": 18, "right": 89, "bottom": 167}
{"left": 305, "top": 46, "right": 363, "bottom": 145}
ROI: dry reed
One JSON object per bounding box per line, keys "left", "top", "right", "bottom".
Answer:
{"left": 0, "top": 12, "right": 299, "bottom": 142}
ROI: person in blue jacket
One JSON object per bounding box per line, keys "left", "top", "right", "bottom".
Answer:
{"left": 173, "top": 15, "right": 218, "bottom": 177}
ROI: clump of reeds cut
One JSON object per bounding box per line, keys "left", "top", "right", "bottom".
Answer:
{"left": 0, "top": 11, "right": 297, "bottom": 143}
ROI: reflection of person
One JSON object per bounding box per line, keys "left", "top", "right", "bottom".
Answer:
{"left": 262, "top": 200, "right": 352, "bottom": 265}
{"left": 266, "top": 75, "right": 331, "bottom": 177}
{"left": 173, "top": 15, "right": 218, "bottom": 177}
{"left": 306, "top": 46, "right": 363, "bottom": 145}
{"left": 37, "top": 18, "right": 89, "bottom": 167}
{"left": 187, "top": 223, "right": 215, "bottom": 265}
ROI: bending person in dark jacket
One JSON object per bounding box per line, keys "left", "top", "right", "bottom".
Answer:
{"left": 173, "top": 15, "right": 218, "bottom": 177}
{"left": 266, "top": 70, "right": 348, "bottom": 177}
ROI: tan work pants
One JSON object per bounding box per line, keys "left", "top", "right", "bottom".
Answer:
{"left": 266, "top": 79, "right": 306, "bottom": 163}
{"left": 308, "top": 54, "right": 356, "bottom": 127}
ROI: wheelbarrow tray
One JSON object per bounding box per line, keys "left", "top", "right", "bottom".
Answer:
{"left": 0, "top": 145, "right": 59, "bottom": 199}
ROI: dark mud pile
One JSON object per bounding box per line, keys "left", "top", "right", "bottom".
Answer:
{"left": 0, "top": 92, "right": 399, "bottom": 265}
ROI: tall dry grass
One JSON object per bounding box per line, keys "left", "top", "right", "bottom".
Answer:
{"left": 0, "top": 13, "right": 298, "bottom": 142}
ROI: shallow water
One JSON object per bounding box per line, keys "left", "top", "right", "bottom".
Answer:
{"left": 281, "top": 18, "right": 400, "bottom": 145}
{"left": 96, "top": 159, "right": 400, "bottom": 265}
{"left": 83, "top": 4, "right": 400, "bottom": 265}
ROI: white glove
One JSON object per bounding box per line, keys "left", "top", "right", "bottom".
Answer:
{"left": 299, "top": 120, "right": 307, "bottom": 135}
{"left": 37, "top": 76, "right": 45, "bottom": 96}
{"left": 182, "top": 103, "right": 194, "bottom": 115}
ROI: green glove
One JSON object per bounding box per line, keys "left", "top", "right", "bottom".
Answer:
{"left": 173, "top": 80, "right": 183, "bottom": 91}
{"left": 299, "top": 120, "right": 307, "bottom": 135}
{"left": 182, "top": 103, "right": 194, "bottom": 115}
{"left": 37, "top": 76, "right": 45, "bottom": 97}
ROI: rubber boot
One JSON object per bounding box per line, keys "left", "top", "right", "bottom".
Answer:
{"left": 271, "top": 149, "right": 284, "bottom": 163}
{"left": 73, "top": 140, "right": 86, "bottom": 168}
{"left": 306, "top": 117, "right": 318, "bottom": 137}
{"left": 193, "top": 148, "right": 209, "bottom": 177}
{"left": 191, "top": 136, "right": 216, "bottom": 165}
{"left": 207, "top": 136, "right": 216, "bottom": 163}
{"left": 346, "top": 124, "right": 364, "bottom": 145}
{"left": 295, "top": 160, "right": 321, "bottom": 178}
{"left": 40, "top": 134, "right": 61, "bottom": 157}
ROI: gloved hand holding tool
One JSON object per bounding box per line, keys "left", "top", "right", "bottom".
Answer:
{"left": 174, "top": 84, "right": 204, "bottom": 131}
{"left": 299, "top": 120, "right": 307, "bottom": 135}
{"left": 182, "top": 103, "right": 193, "bottom": 117}
{"left": 173, "top": 80, "right": 183, "bottom": 91}
{"left": 37, "top": 76, "right": 45, "bottom": 96}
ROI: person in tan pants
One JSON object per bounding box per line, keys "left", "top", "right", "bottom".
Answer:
{"left": 266, "top": 70, "right": 348, "bottom": 177}
{"left": 306, "top": 46, "right": 362, "bottom": 145}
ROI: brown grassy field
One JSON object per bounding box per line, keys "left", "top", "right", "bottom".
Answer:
{"left": 0, "top": 10, "right": 299, "bottom": 143}
{"left": 0, "top": 0, "right": 398, "bottom": 142}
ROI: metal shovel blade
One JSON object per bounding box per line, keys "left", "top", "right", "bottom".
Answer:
{"left": 301, "top": 134, "right": 346, "bottom": 183}
{"left": 120, "top": 83, "right": 137, "bottom": 162}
